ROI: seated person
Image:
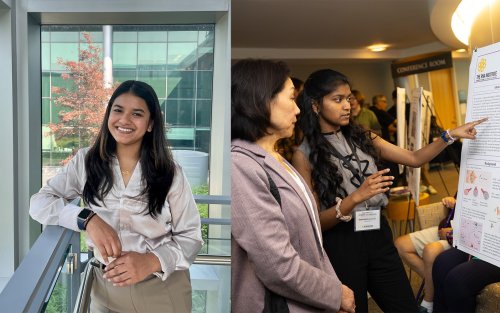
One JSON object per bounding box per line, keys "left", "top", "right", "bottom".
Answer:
{"left": 394, "top": 196, "right": 456, "bottom": 313}
{"left": 433, "top": 248, "right": 500, "bottom": 313}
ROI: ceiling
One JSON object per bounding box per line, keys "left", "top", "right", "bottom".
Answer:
{"left": 232, "top": 0, "right": 466, "bottom": 62}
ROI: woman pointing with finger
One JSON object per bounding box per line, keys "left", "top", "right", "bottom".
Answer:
{"left": 292, "top": 68, "right": 486, "bottom": 313}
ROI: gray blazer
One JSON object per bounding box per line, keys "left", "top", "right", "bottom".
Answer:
{"left": 231, "top": 139, "right": 342, "bottom": 313}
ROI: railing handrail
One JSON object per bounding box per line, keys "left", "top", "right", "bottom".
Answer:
{"left": 0, "top": 194, "right": 231, "bottom": 313}
{"left": 0, "top": 226, "right": 77, "bottom": 313}
{"left": 194, "top": 255, "right": 231, "bottom": 266}
{"left": 193, "top": 194, "right": 231, "bottom": 205}
{"left": 201, "top": 218, "right": 231, "bottom": 225}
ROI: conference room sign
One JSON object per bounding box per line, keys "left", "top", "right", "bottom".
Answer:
{"left": 391, "top": 52, "right": 453, "bottom": 78}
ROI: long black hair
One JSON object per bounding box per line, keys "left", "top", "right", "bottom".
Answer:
{"left": 298, "top": 69, "right": 378, "bottom": 209}
{"left": 82, "top": 80, "right": 175, "bottom": 218}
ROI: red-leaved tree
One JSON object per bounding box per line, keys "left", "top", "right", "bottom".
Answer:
{"left": 49, "top": 33, "right": 116, "bottom": 163}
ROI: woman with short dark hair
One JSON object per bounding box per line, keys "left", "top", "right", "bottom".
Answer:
{"left": 231, "top": 59, "right": 355, "bottom": 313}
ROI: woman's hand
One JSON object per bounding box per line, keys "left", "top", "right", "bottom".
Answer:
{"left": 442, "top": 196, "right": 456, "bottom": 209}
{"left": 351, "top": 169, "right": 394, "bottom": 204}
{"left": 448, "top": 117, "right": 488, "bottom": 140}
{"left": 85, "top": 215, "right": 122, "bottom": 263}
{"left": 103, "top": 252, "right": 162, "bottom": 287}
{"left": 339, "top": 284, "right": 356, "bottom": 313}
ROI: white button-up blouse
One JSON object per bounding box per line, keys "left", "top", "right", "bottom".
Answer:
{"left": 30, "top": 148, "right": 203, "bottom": 281}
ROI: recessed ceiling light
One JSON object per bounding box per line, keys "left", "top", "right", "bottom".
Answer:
{"left": 368, "top": 44, "right": 389, "bottom": 52}
{"left": 455, "top": 48, "right": 467, "bottom": 53}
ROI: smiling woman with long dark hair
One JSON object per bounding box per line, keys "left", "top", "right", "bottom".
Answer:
{"left": 30, "top": 80, "right": 202, "bottom": 313}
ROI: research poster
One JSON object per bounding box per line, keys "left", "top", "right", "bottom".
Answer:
{"left": 454, "top": 42, "right": 500, "bottom": 268}
{"left": 407, "top": 87, "right": 422, "bottom": 205}
{"left": 407, "top": 87, "right": 432, "bottom": 206}
{"left": 396, "top": 87, "right": 406, "bottom": 174}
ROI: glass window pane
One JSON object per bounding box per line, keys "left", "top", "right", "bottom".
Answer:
{"left": 41, "top": 31, "right": 50, "bottom": 43}
{"left": 168, "top": 31, "right": 198, "bottom": 42}
{"left": 196, "top": 100, "right": 211, "bottom": 128}
{"left": 41, "top": 24, "right": 215, "bottom": 186}
{"left": 113, "top": 43, "right": 137, "bottom": 68}
{"left": 138, "top": 43, "right": 167, "bottom": 70}
{"left": 197, "top": 46, "right": 213, "bottom": 70}
{"left": 167, "top": 42, "right": 198, "bottom": 70}
{"left": 198, "top": 31, "right": 213, "bottom": 45}
{"left": 81, "top": 43, "right": 103, "bottom": 58}
{"left": 51, "top": 31, "right": 79, "bottom": 42}
{"left": 51, "top": 101, "right": 64, "bottom": 124}
{"left": 167, "top": 71, "right": 195, "bottom": 98}
{"left": 51, "top": 72, "right": 75, "bottom": 92}
{"left": 42, "top": 43, "right": 51, "bottom": 71}
{"left": 113, "top": 31, "right": 137, "bottom": 42}
{"left": 165, "top": 99, "right": 194, "bottom": 126}
{"left": 42, "top": 99, "right": 50, "bottom": 124}
{"left": 195, "top": 129, "right": 210, "bottom": 153}
{"left": 159, "top": 98, "right": 167, "bottom": 123}
{"left": 191, "top": 264, "right": 230, "bottom": 313}
{"left": 113, "top": 69, "right": 137, "bottom": 85}
{"left": 197, "top": 71, "right": 213, "bottom": 99}
{"left": 137, "top": 70, "right": 166, "bottom": 98}
{"left": 42, "top": 72, "right": 50, "bottom": 97}
{"left": 138, "top": 31, "right": 167, "bottom": 42}
{"left": 51, "top": 43, "right": 78, "bottom": 71}
{"left": 80, "top": 31, "right": 103, "bottom": 43}
{"left": 169, "top": 138, "right": 194, "bottom": 150}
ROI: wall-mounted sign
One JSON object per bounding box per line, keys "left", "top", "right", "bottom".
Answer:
{"left": 391, "top": 52, "right": 453, "bottom": 78}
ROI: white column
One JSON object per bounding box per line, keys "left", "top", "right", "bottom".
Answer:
{"left": 103, "top": 25, "right": 113, "bottom": 88}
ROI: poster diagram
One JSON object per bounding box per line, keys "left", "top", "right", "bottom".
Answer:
{"left": 462, "top": 169, "right": 491, "bottom": 200}
{"left": 454, "top": 41, "right": 500, "bottom": 268}
{"left": 459, "top": 218, "right": 483, "bottom": 252}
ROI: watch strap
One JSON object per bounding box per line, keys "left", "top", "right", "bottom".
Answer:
{"left": 77, "top": 208, "right": 95, "bottom": 231}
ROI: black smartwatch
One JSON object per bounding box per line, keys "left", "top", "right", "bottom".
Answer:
{"left": 77, "top": 208, "right": 95, "bottom": 231}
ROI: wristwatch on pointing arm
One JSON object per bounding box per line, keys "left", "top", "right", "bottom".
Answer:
{"left": 77, "top": 208, "right": 96, "bottom": 231}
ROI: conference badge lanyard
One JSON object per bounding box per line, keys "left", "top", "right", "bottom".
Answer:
{"left": 326, "top": 137, "right": 381, "bottom": 232}
{"left": 354, "top": 202, "right": 381, "bottom": 232}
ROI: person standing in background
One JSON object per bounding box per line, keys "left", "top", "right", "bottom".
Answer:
{"left": 350, "top": 89, "right": 381, "bottom": 136}
{"left": 370, "top": 94, "right": 397, "bottom": 143}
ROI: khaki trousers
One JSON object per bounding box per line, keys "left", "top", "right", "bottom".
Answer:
{"left": 90, "top": 267, "right": 192, "bottom": 313}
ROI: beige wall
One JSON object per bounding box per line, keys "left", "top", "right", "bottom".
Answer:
{"left": 286, "top": 60, "right": 395, "bottom": 107}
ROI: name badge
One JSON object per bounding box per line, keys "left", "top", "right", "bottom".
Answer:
{"left": 354, "top": 207, "right": 380, "bottom": 232}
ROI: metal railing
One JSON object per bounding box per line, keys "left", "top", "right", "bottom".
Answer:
{"left": 0, "top": 226, "right": 81, "bottom": 313}
{"left": 0, "top": 195, "right": 231, "bottom": 313}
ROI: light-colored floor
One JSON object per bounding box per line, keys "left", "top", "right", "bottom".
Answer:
{"left": 368, "top": 162, "right": 460, "bottom": 312}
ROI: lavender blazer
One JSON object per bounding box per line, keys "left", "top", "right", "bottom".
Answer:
{"left": 231, "top": 139, "right": 343, "bottom": 313}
